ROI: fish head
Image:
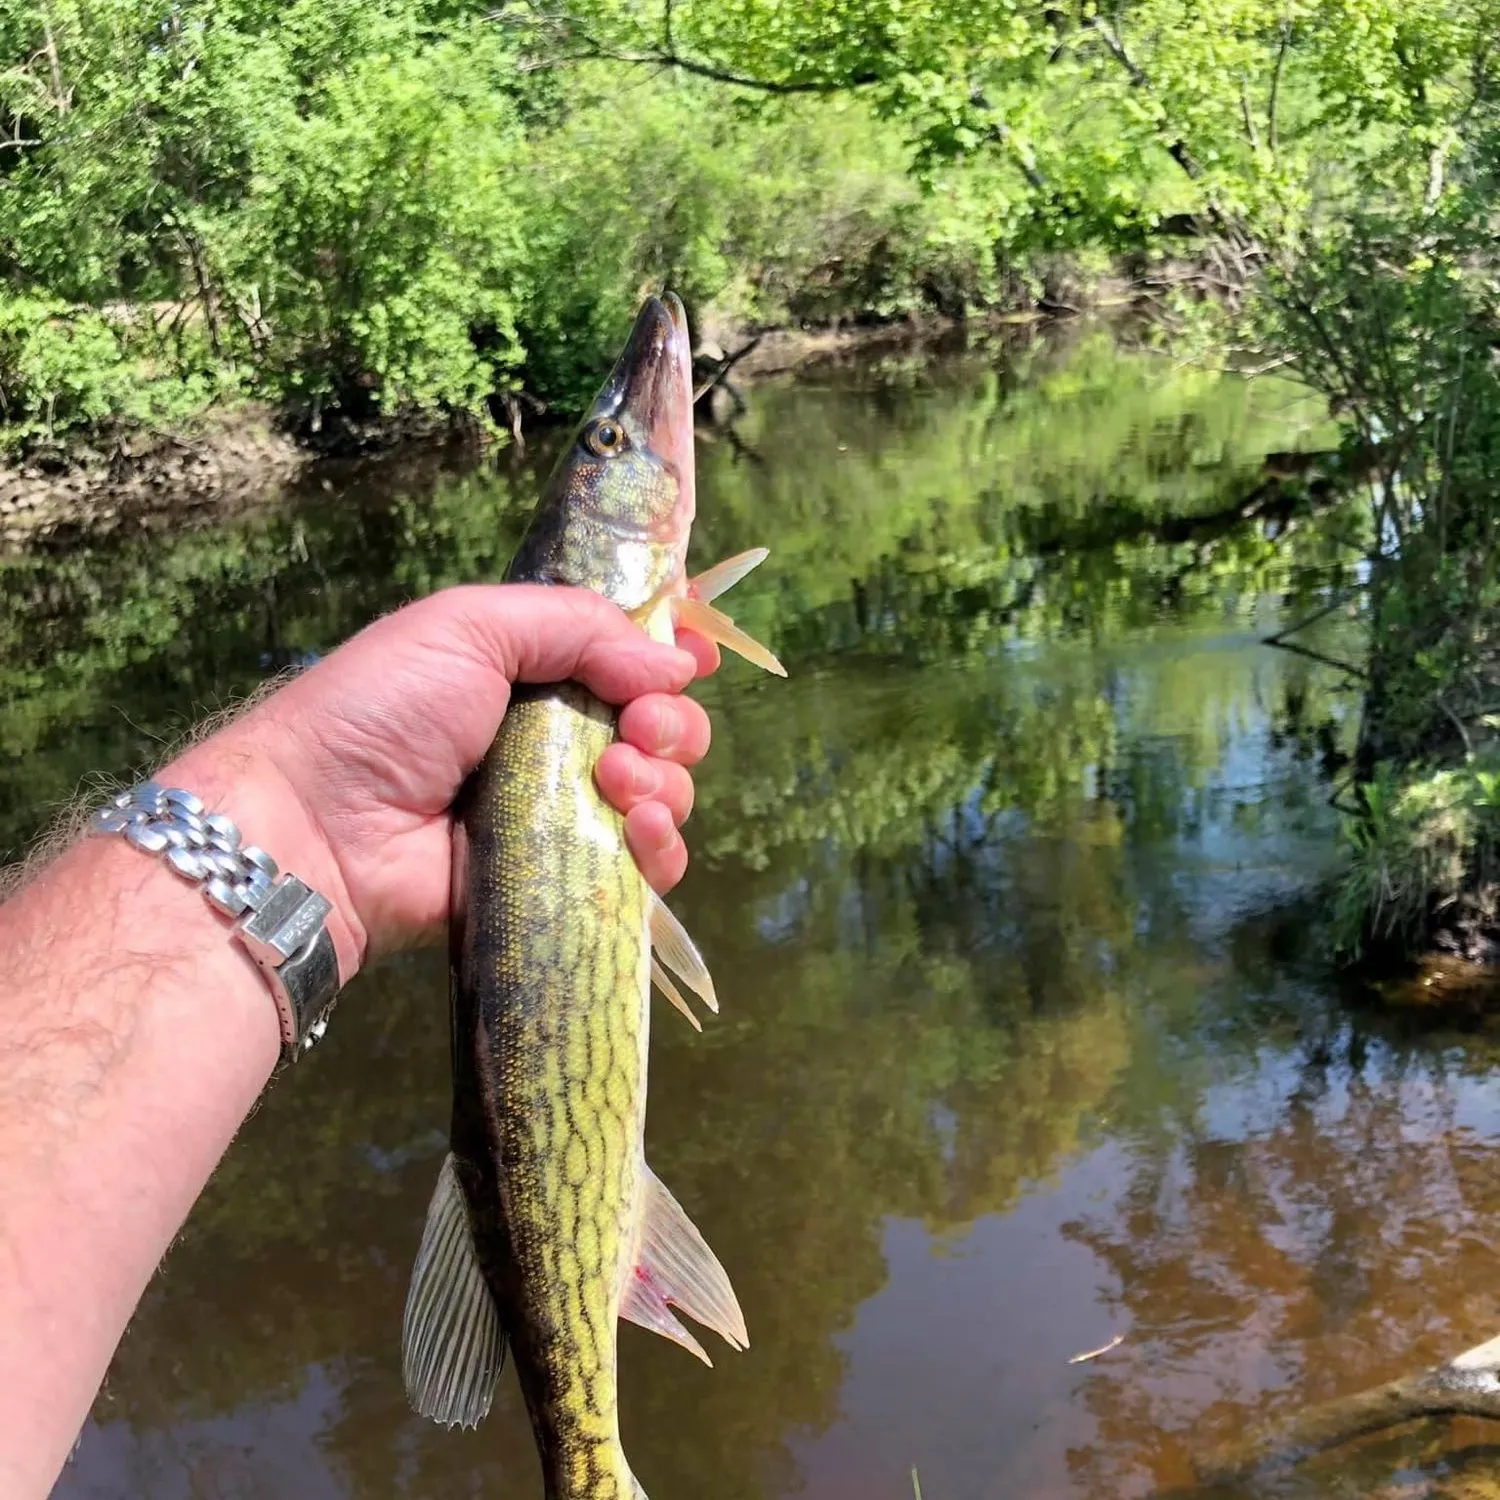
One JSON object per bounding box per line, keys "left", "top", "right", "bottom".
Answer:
{"left": 507, "top": 293, "right": 695, "bottom": 613}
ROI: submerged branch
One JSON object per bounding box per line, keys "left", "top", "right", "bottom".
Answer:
{"left": 1262, "top": 591, "right": 1361, "bottom": 649}
{"left": 1194, "top": 1331, "right": 1500, "bottom": 1485}
{"left": 1031, "top": 449, "right": 1355, "bottom": 562}
{"left": 1265, "top": 635, "right": 1367, "bottom": 680}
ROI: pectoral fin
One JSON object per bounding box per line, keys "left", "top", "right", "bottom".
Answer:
{"left": 651, "top": 893, "right": 717, "bottom": 1016}
{"left": 689, "top": 548, "right": 769, "bottom": 603}
{"left": 402, "top": 1153, "right": 506, "bottom": 1429}
{"left": 620, "top": 1164, "right": 749, "bottom": 1366}
{"left": 666, "top": 548, "right": 784, "bottom": 674}
{"left": 673, "top": 596, "right": 786, "bottom": 676}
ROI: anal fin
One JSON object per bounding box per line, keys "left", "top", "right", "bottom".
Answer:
{"left": 620, "top": 1164, "right": 749, "bottom": 1366}
{"left": 402, "top": 1153, "right": 506, "bottom": 1428}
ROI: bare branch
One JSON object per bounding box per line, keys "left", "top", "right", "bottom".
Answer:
{"left": 1261, "top": 591, "right": 1358, "bottom": 649}
{"left": 1081, "top": 15, "right": 1204, "bottom": 179}
{"left": 1439, "top": 695, "right": 1475, "bottom": 756}
{"left": 514, "top": 12, "right": 882, "bottom": 96}
{"left": 1264, "top": 635, "right": 1368, "bottom": 680}
{"left": 969, "top": 88, "right": 1047, "bottom": 191}
{"left": 628, "top": 48, "right": 879, "bottom": 92}
{"left": 39, "top": 20, "right": 70, "bottom": 114}
{"left": 1425, "top": 142, "right": 1448, "bottom": 208}
{"left": 693, "top": 333, "right": 763, "bottom": 403}
{"left": 1240, "top": 75, "right": 1259, "bottom": 153}
{"left": 1268, "top": 18, "right": 1291, "bottom": 156}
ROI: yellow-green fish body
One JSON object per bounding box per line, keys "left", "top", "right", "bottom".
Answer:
{"left": 456, "top": 685, "right": 648, "bottom": 1499}
{"left": 402, "top": 294, "right": 782, "bottom": 1499}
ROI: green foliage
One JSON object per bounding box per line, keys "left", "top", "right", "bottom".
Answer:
{"left": 509, "top": 84, "right": 1030, "bottom": 398}
{"left": 5, "top": 0, "right": 1499, "bottom": 440}
{"left": 1260, "top": 151, "right": 1500, "bottom": 956}
{"left": 1332, "top": 756, "right": 1500, "bottom": 958}
{"left": 0, "top": 296, "right": 129, "bottom": 444}
{"left": 1, "top": 0, "right": 1079, "bottom": 433}
{"left": 550, "top": 0, "right": 1500, "bottom": 246}
{"left": 225, "top": 24, "right": 530, "bottom": 415}
{"left": 0, "top": 293, "right": 238, "bottom": 448}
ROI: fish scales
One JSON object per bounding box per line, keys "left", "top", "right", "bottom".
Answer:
{"left": 402, "top": 292, "right": 784, "bottom": 1500}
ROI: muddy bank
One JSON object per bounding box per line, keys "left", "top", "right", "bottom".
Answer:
{"left": 0, "top": 407, "right": 311, "bottom": 552}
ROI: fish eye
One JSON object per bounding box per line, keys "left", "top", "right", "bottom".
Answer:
{"left": 584, "top": 418, "right": 626, "bottom": 457}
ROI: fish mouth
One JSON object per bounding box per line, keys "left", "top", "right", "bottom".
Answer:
{"left": 604, "top": 292, "right": 696, "bottom": 529}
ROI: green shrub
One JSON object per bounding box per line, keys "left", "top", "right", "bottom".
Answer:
{"left": 0, "top": 297, "right": 132, "bottom": 448}
{"left": 223, "top": 25, "right": 529, "bottom": 419}
{"left": 509, "top": 82, "right": 1018, "bottom": 404}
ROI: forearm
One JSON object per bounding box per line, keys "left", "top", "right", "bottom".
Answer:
{"left": 0, "top": 729, "right": 360, "bottom": 1498}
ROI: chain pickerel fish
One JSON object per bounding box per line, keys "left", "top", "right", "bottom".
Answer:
{"left": 401, "top": 292, "right": 784, "bottom": 1498}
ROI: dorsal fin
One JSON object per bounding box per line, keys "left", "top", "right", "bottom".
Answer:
{"left": 620, "top": 1163, "right": 748, "bottom": 1366}
{"left": 402, "top": 1153, "right": 506, "bottom": 1428}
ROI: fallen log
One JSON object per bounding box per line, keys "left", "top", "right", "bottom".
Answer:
{"left": 1194, "top": 1331, "right": 1500, "bottom": 1485}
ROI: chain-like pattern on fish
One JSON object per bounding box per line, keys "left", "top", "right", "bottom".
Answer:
{"left": 463, "top": 687, "right": 647, "bottom": 1498}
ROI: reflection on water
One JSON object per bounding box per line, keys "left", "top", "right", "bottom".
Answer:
{"left": 13, "top": 328, "right": 1497, "bottom": 1498}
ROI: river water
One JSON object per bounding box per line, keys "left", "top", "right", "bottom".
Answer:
{"left": 9, "top": 327, "right": 1500, "bottom": 1498}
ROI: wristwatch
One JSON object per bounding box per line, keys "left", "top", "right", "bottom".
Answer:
{"left": 91, "top": 781, "right": 342, "bottom": 1063}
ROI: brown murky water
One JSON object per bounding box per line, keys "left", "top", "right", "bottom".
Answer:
{"left": 10, "top": 329, "right": 1500, "bottom": 1499}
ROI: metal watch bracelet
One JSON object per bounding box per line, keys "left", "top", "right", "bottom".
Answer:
{"left": 90, "top": 781, "right": 341, "bottom": 1063}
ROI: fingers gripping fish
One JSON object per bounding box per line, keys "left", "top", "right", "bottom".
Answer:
{"left": 401, "top": 293, "right": 783, "bottom": 1500}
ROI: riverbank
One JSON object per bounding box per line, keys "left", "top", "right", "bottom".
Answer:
{"left": 0, "top": 406, "right": 310, "bottom": 551}
{"left": 0, "top": 311, "right": 1021, "bottom": 551}
{"left": 0, "top": 253, "right": 1226, "bottom": 553}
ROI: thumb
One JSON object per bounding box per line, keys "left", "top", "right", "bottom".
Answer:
{"left": 432, "top": 584, "right": 698, "bottom": 702}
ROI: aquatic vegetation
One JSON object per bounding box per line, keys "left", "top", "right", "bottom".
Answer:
{"left": 1332, "top": 756, "right": 1500, "bottom": 961}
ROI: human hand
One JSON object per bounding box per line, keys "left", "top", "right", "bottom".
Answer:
{"left": 163, "top": 585, "right": 717, "bottom": 980}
